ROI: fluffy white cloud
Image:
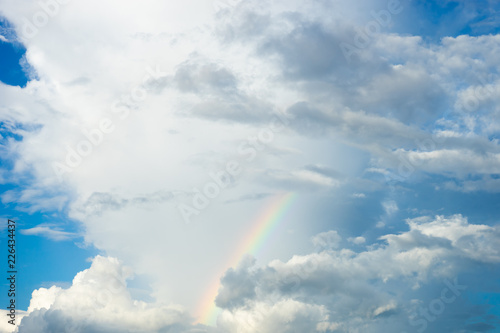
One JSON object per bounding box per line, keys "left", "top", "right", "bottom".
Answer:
{"left": 17, "top": 256, "right": 192, "bottom": 333}
{"left": 218, "top": 299, "right": 334, "bottom": 333}
{"left": 348, "top": 236, "right": 366, "bottom": 245}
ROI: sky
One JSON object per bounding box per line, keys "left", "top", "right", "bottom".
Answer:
{"left": 0, "top": 0, "right": 499, "bottom": 332}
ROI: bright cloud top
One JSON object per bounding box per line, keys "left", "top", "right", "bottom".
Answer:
{"left": 16, "top": 256, "right": 191, "bottom": 333}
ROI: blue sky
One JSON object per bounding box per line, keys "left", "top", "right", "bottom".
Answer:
{"left": 0, "top": 184, "right": 97, "bottom": 311}
{"left": 1, "top": 0, "right": 500, "bottom": 332}
{"left": 0, "top": 20, "right": 27, "bottom": 87}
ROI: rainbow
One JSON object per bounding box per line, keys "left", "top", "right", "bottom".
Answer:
{"left": 195, "top": 192, "right": 298, "bottom": 326}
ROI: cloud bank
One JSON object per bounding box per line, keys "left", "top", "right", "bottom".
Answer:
{"left": 0, "top": 0, "right": 499, "bottom": 332}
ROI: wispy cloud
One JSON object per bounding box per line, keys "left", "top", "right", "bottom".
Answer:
{"left": 20, "top": 224, "right": 78, "bottom": 241}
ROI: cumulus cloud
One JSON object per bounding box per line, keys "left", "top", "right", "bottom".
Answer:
{"left": 205, "top": 4, "right": 500, "bottom": 187}
{"left": 17, "top": 256, "right": 192, "bottom": 333}
{"left": 348, "top": 236, "right": 366, "bottom": 245}
{"left": 0, "top": 310, "right": 26, "bottom": 333}
{"left": 214, "top": 215, "right": 500, "bottom": 332}
{"left": 218, "top": 299, "right": 334, "bottom": 333}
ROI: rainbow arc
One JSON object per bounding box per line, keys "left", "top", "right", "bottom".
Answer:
{"left": 195, "top": 192, "right": 298, "bottom": 326}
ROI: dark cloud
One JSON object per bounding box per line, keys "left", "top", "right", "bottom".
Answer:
{"left": 259, "top": 22, "right": 346, "bottom": 80}
{"left": 215, "top": 256, "right": 258, "bottom": 309}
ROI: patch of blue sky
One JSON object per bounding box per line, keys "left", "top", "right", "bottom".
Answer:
{"left": 0, "top": 18, "right": 31, "bottom": 88}
{"left": 0, "top": 120, "right": 99, "bottom": 311}
{"left": 385, "top": 175, "right": 500, "bottom": 225}
{"left": 394, "top": 0, "right": 500, "bottom": 40}
{"left": 314, "top": 173, "right": 500, "bottom": 246}
{"left": 0, "top": 204, "right": 99, "bottom": 310}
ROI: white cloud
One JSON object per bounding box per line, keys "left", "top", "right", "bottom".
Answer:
{"left": 0, "top": 310, "right": 27, "bottom": 333}
{"left": 403, "top": 215, "right": 500, "bottom": 263}
{"left": 348, "top": 236, "right": 366, "bottom": 245}
{"left": 372, "top": 300, "right": 397, "bottom": 317}
{"left": 382, "top": 200, "right": 398, "bottom": 216}
{"left": 0, "top": 0, "right": 499, "bottom": 331}
{"left": 20, "top": 224, "right": 77, "bottom": 241}
{"left": 312, "top": 230, "right": 342, "bottom": 249}
{"left": 399, "top": 149, "right": 500, "bottom": 177}
{"left": 17, "top": 256, "right": 192, "bottom": 333}
{"left": 218, "top": 299, "right": 333, "bottom": 333}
